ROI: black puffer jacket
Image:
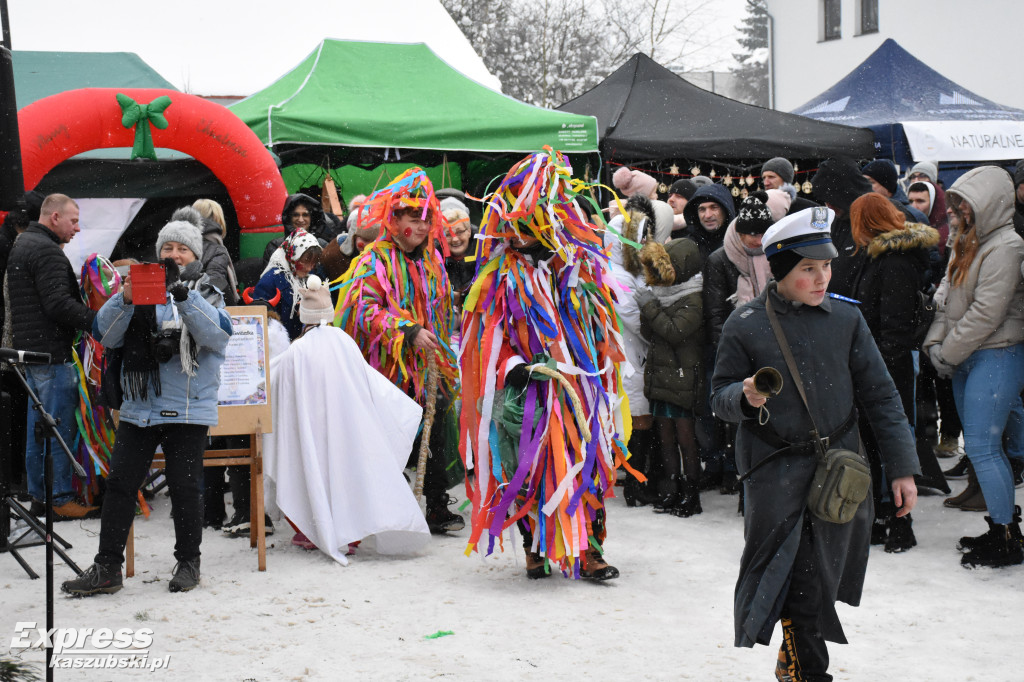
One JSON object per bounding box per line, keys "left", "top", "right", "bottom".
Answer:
{"left": 638, "top": 238, "right": 705, "bottom": 411}
{"left": 6, "top": 223, "right": 96, "bottom": 362}
{"left": 852, "top": 222, "right": 938, "bottom": 420}
{"left": 703, "top": 246, "right": 741, "bottom": 347}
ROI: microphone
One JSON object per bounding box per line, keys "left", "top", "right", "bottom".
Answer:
{"left": 0, "top": 348, "right": 52, "bottom": 365}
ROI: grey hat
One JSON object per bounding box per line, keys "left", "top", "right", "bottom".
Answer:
{"left": 909, "top": 161, "right": 938, "bottom": 184}
{"left": 156, "top": 220, "right": 204, "bottom": 260}
{"left": 761, "top": 157, "right": 795, "bottom": 185}
{"left": 691, "top": 175, "right": 714, "bottom": 188}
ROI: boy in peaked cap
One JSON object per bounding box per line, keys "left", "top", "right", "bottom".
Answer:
{"left": 711, "top": 205, "right": 919, "bottom": 681}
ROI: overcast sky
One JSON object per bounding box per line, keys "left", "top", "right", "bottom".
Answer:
{"left": 6, "top": 0, "right": 748, "bottom": 97}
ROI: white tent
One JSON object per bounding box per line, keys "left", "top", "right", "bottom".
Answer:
{"left": 7, "top": 0, "right": 501, "bottom": 95}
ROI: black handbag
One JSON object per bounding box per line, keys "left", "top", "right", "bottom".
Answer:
{"left": 764, "top": 291, "right": 871, "bottom": 524}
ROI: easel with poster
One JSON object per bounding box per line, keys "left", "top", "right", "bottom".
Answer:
{"left": 126, "top": 306, "right": 273, "bottom": 575}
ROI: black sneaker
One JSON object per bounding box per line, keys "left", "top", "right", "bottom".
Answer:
{"left": 61, "top": 563, "right": 123, "bottom": 596}
{"left": 425, "top": 494, "right": 465, "bottom": 535}
{"left": 943, "top": 455, "right": 970, "bottom": 479}
{"left": 223, "top": 513, "right": 275, "bottom": 538}
{"left": 169, "top": 558, "right": 201, "bottom": 592}
{"left": 719, "top": 472, "right": 741, "bottom": 495}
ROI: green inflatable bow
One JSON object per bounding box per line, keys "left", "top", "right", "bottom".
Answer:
{"left": 116, "top": 93, "right": 172, "bottom": 161}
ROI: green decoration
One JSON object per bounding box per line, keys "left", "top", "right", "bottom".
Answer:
{"left": 116, "top": 93, "right": 172, "bottom": 161}
{"left": 424, "top": 630, "right": 454, "bottom": 640}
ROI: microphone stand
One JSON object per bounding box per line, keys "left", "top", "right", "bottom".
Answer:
{"left": 0, "top": 362, "right": 85, "bottom": 678}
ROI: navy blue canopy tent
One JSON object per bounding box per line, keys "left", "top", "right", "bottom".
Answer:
{"left": 792, "top": 39, "right": 1024, "bottom": 182}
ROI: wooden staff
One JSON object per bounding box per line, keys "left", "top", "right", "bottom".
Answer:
{"left": 525, "top": 363, "right": 591, "bottom": 443}
{"left": 414, "top": 353, "right": 440, "bottom": 501}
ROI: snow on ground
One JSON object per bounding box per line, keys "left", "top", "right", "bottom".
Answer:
{"left": 3, "top": 481, "right": 1023, "bottom": 681}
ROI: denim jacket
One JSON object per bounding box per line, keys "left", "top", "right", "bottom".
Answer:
{"left": 94, "top": 288, "right": 232, "bottom": 427}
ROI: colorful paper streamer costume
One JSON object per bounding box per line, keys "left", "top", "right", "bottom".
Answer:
{"left": 334, "top": 168, "right": 459, "bottom": 401}
{"left": 459, "top": 149, "right": 632, "bottom": 578}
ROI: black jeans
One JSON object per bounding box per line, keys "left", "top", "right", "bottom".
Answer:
{"left": 96, "top": 422, "right": 208, "bottom": 567}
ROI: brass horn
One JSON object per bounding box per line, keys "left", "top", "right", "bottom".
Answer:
{"left": 753, "top": 367, "right": 784, "bottom": 397}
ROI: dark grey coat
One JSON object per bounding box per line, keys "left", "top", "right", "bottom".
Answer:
{"left": 711, "top": 285, "right": 919, "bottom": 649}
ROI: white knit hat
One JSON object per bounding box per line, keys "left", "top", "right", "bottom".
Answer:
{"left": 298, "top": 275, "right": 334, "bottom": 325}
{"left": 155, "top": 220, "right": 203, "bottom": 260}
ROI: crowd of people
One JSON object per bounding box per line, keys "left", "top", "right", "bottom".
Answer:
{"left": 3, "top": 152, "right": 1024, "bottom": 682}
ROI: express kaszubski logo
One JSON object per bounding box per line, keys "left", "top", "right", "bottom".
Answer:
{"left": 10, "top": 622, "right": 171, "bottom": 671}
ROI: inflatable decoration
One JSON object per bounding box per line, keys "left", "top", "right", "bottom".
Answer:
{"left": 18, "top": 88, "right": 287, "bottom": 237}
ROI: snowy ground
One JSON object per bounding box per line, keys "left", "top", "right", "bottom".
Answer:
{"left": 2, "top": 479, "right": 1023, "bottom": 681}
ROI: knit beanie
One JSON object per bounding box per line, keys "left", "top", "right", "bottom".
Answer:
{"left": 768, "top": 249, "right": 804, "bottom": 282}
{"left": 155, "top": 220, "right": 203, "bottom": 260}
{"left": 909, "top": 161, "right": 939, "bottom": 184}
{"left": 612, "top": 167, "right": 658, "bottom": 198}
{"left": 761, "top": 157, "right": 795, "bottom": 185}
{"left": 862, "top": 159, "right": 899, "bottom": 195}
{"left": 811, "top": 158, "right": 873, "bottom": 210}
{"left": 298, "top": 275, "right": 335, "bottom": 325}
{"left": 735, "top": 191, "right": 775, "bottom": 235}
{"left": 668, "top": 179, "right": 698, "bottom": 201}
{"left": 691, "top": 175, "right": 713, "bottom": 188}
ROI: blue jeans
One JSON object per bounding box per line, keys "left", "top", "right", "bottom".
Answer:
{"left": 24, "top": 362, "right": 81, "bottom": 505}
{"left": 952, "top": 344, "right": 1024, "bottom": 525}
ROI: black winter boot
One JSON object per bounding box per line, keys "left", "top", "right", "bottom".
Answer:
{"left": 623, "top": 430, "right": 651, "bottom": 507}
{"left": 961, "top": 521, "right": 1024, "bottom": 568}
{"left": 958, "top": 506, "right": 1023, "bottom": 552}
{"left": 169, "top": 558, "right": 201, "bottom": 592}
{"left": 884, "top": 514, "right": 917, "bottom": 553}
{"left": 672, "top": 479, "right": 703, "bottom": 517}
{"left": 426, "top": 493, "right": 465, "bottom": 534}
{"left": 652, "top": 475, "right": 682, "bottom": 513}
{"left": 943, "top": 455, "right": 970, "bottom": 479}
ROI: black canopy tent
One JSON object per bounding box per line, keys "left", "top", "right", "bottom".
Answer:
{"left": 557, "top": 53, "right": 876, "bottom": 166}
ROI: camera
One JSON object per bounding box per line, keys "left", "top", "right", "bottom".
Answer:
{"left": 151, "top": 329, "right": 182, "bottom": 363}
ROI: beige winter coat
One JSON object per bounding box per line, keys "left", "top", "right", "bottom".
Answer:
{"left": 923, "top": 166, "right": 1024, "bottom": 366}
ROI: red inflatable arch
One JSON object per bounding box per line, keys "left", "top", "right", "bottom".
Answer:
{"left": 18, "top": 87, "right": 286, "bottom": 233}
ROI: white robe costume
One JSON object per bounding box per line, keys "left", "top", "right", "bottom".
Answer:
{"left": 264, "top": 322, "right": 430, "bottom": 565}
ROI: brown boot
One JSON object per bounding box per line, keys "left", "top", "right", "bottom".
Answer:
{"left": 958, "top": 487, "right": 988, "bottom": 512}
{"left": 524, "top": 550, "right": 549, "bottom": 580}
{"left": 580, "top": 547, "right": 619, "bottom": 581}
{"left": 944, "top": 463, "right": 979, "bottom": 508}
{"left": 52, "top": 499, "right": 100, "bottom": 521}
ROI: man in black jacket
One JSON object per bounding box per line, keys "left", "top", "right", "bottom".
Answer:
{"left": 6, "top": 194, "right": 98, "bottom": 519}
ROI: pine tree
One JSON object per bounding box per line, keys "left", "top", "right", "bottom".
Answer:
{"left": 731, "top": 0, "right": 769, "bottom": 107}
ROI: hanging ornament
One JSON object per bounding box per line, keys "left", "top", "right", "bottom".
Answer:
{"left": 731, "top": 186, "right": 741, "bottom": 197}
{"left": 802, "top": 180, "right": 814, "bottom": 195}
{"left": 741, "top": 188, "right": 749, "bottom": 199}
{"left": 745, "top": 174, "right": 755, "bottom": 186}
{"left": 709, "top": 169, "right": 717, "bottom": 179}
{"left": 690, "top": 166, "right": 701, "bottom": 178}
{"left": 793, "top": 163, "right": 799, "bottom": 173}
{"left": 723, "top": 174, "right": 733, "bottom": 186}
{"left": 658, "top": 182, "right": 668, "bottom": 194}
{"left": 669, "top": 163, "right": 679, "bottom": 176}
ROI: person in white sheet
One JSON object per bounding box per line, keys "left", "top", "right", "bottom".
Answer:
{"left": 262, "top": 274, "right": 430, "bottom": 565}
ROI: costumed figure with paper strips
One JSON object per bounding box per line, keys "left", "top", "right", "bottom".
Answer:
{"left": 333, "top": 168, "right": 464, "bottom": 535}
{"left": 459, "top": 149, "right": 632, "bottom": 580}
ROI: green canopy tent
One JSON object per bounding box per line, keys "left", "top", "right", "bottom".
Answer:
{"left": 230, "top": 39, "right": 600, "bottom": 206}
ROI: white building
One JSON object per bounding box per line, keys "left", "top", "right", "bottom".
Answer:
{"left": 764, "top": 0, "right": 1024, "bottom": 112}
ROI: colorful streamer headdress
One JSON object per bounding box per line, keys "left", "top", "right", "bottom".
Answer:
{"left": 476, "top": 149, "right": 606, "bottom": 264}
{"left": 362, "top": 167, "right": 450, "bottom": 258}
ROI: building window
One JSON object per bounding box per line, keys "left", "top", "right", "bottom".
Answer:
{"left": 821, "top": 0, "right": 842, "bottom": 41}
{"left": 858, "top": 0, "right": 879, "bottom": 34}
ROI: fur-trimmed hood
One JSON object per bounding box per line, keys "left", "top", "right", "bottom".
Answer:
{"left": 866, "top": 222, "right": 939, "bottom": 259}
{"left": 639, "top": 238, "right": 702, "bottom": 286}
